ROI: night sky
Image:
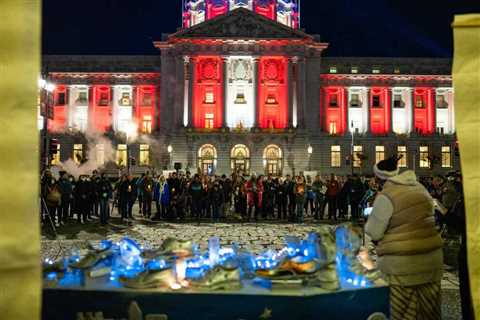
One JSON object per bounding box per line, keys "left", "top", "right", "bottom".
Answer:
{"left": 42, "top": 0, "right": 480, "bottom": 57}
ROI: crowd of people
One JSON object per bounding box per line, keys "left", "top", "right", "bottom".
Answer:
{"left": 40, "top": 168, "right": 464, "bottom": 231}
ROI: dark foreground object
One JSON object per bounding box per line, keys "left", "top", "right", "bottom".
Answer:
{"left": 43, "top": 283, "right": 389, "bottom": 320}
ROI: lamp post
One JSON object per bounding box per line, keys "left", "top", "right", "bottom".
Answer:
{"left": 39, "top": 77, "right": 56, "bottom": 172}
{"left": 167, "top": 145, "right": 173, "bottom": 170}
{"left": 307, "top": 145, "right": 313, "bottom": 171}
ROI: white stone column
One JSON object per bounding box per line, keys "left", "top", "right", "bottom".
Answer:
{"left": 291, "top": 56, "right": 298, "bottom": 128}
{"left": 183, "top": 56, "right": 190, "bottom": 127}
{"left": 188, "top": 57, "right": 195, "bottom": 127}
{"left": 222, "top": 56, "right": 228, "bottom": 128}
{"left": 253, "top": 56, "right": 260, "bottom": 128}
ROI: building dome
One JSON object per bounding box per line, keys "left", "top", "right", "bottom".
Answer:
{"left": 182, "top": 0, "right": 300, "bottom": 29}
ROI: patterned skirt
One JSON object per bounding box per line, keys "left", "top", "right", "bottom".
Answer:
{"left": 390, "top": 281, "right": 442, "bottom": 320}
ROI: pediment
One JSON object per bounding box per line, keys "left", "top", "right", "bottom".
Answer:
{"left": 170, "top": 8, "right": 312, "bottom": 40}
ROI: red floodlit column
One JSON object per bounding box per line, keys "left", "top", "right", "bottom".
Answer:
{"left": 192, "top": 56, "right": 224, "bottom": 129}
{"left": 369, "top": 87, "right": 391, "bottom": 135}
{"left": 206, "top": 0, "right": 228, "bottom": 19}
{"left": 135, "top": 85, "right": 156, "bottom": 133}
{"left": 258, "top": 56, "right": 288, "bottom": 129}
{"left": 413, "top": 87, "right": 435, "bottom": 135}
{"left": 48, "top": 85, "right": 68, "bottom": 132}
{"left": 254, "top": 0, "right": 276, "bottom": 20}
{"left": 91, "top": 85, "right": 112, "bottom": 133}
{"left": 321, "top": 86, "right": 347, "bottom": 135}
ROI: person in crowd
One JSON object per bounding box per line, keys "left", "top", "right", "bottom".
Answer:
{"left": 276, "top": 178, "right": 288, "bottom": 220}
{"left": 337, "top": 175, "right": 350, "bottom": 220}
{"left": 97, "top": 173, "right": 113, "bottom": 225}
{"left": 285, "top": 174, "right": 296, "bottom": 221}
{"left": 136, "top": 173, "right": 145, "bottom": 215}
{"left": 115, "top": 174, "right": 127, "bottom": 219}
{"left": 160, "top": 176, "right": 170, "bottom": 219}
{"left": 86, "top": 175, "right": 96, "bottom": 220}
{"left": 120, "top": 174, "right": 137, "bottom": 221}
{"left": 245, "top": 175, "right": 260, "bottom": 221}
{"left": 211, "top": 181, "right": 225, "bottom": 222}
{"left": 312, "top": 174, "right": 326, "bottom": 220}
{"left": 326, "top": 174, "right": 339, "bottom": 220}
{"left": 294, "top": 175, "right": 306, "bottom": 222}
{"left": 152, "top": 175, "right": 164, "bottom": 220}
{"left": 57, "top": 171, "right": 73, "bottom": 225}
{"left": 365, "top": 156, "right": 443, "bottom": 320}
{"left": 349, "top": 174, "right": 365, "bottom": 221}
{"left": 304, "top": 175, "right": 315, "bottom": 216}
{"left": 141, "top": 172, "right": 154, "bottom": 219}
{"left": 263, "top": 174, "right": 276, "bottom": 219}
{"left": 189, "top": 174, "right": 203, "bottom": 220}
{"left": 75, "top": 175, "right": 91, "bottom": 224}
{"left": 44, "top": 173, "right": 61, "bottom": 227}
{"left": 91, "top": 170, "right": 100, "bottom": 217}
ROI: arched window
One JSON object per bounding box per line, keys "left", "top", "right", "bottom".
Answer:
{"left": 198, "top": 144, "right": 217, "bottom": 175}
{"left": 263, "top": 144, "right": 282, "bottom": 176}
{"left": 230, "top": 144, "right": 250, "bottom": 175}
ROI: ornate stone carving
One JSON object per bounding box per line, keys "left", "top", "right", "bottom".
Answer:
{"left": 171, "top": 8, "right": 311, "bottom": 40}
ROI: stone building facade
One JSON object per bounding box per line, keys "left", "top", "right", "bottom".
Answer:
{"left": 41, "top": 6, "right": 457, "bottom": 177}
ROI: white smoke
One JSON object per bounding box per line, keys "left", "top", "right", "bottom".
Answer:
{"left": 58, "top": 129, "right": 118, "bottom": 178}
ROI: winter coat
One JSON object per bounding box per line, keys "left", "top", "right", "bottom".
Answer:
{"left": 161, "top": 182, "right": 170, "bottom": 206}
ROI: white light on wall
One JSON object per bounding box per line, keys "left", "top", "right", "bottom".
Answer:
{"left": 307, "top": 145, "right": 313, "bottom": 154}
{"left": 46, "top": 83, "right": 56, "bottom": 93}
{"left": 167, "top": 145, "right": 173, "bottom": 154}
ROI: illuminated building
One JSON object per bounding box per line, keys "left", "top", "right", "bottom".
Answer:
{"left": 42, "top": 5, "right": 457, "bottom": 176}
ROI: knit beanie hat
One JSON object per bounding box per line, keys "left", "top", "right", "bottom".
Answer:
{"left": 373, "top": 156, "right": 400, "bottom": 180}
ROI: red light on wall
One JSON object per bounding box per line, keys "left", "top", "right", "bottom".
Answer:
{"left": 48, "top": 85, "right": 68, "bottom": 132}
{"left": 254, "top": 0, "right": 276, "bottom": 20}
{"left": 321, "top": 86, "right": 347, "bottom": 135}
{"left": 258, "top": 56, "right": 288, "bottom": 129}
{"left": 135, "top": 85, "right": 156, "bottom": 133}
{"left": 91, "top": 85, "right": 112, "bottom": 133}
{"left": 206, "top": 0, "right": 228, "bottom": 19}
{"left": 369, "top": 87, "right": 391, "bottom": 135}
{"left": 193, "top": 56, "right": 224, "bottom": 129}
{"left": 413, "top": 87, "right": 435, "bottom": 135}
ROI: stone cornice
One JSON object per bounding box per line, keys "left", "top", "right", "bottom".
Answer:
{"left": 49, "top": 72, "right": 161, "bottom": 85}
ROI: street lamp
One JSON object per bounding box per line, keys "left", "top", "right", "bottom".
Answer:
{"left": 38, "top": 77, "right": 56, "bottom": 171}
{"left": 307, "top": 145, "right": 313, "bottom": 171}
{"left": 124, "top": 122, "right": 137, "bottom": 174}
{"left": 167, "top": 145, "right": 173, "bottom": 169}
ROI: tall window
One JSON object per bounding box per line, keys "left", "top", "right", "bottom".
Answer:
{"left": 415, "top": 96, "right": 425, "bottom": 108}
{"left": 139, "top": 144, "right": 150, "bottom": 166}
{"left": 329, "top": 122, "right": 337, "bottom": 135}
{"left": 198, "top": 144, "right": 217, "bottom": 175}
{"left": 442, "top": 146, "right": 452, "bottom": 168}
{"left": 142, "top": 115, "right": 152, "bottom": 134}
{"left": 96, "top": 144, "right": 105, "bottom": 166}
{"left": 77, "top": 90, "right": 88, "bottom": 104}
{"left": 393, "top": 94, "right": 404, "bottom": 108}
{"left": 419, "top": 146, "right": 430, "bottom": 168}
{"left": 99, "top": 92, "right": 109, "bottom": 106}
{"left": 372, "top": 95, "right": 381, "bottom": 108}
{"left": 204, "top": 91, "right": 215, "bottom": 104}
{"left": 375, "top": 146, "right": 385, "bottom": 164}
{"left": 235, "top": 87, "right": 247, "bottom": 104}
{"left": 231, "top": 144, "right": 250, "bottom": 175}
{"left": 331, "top": 145, "right": 341, "bottom": 167}
{"left": 329, "top": 95, "right": 338, "bottom": 107}
{"left": 117, "top": 144, "right": 127, "bottom": 167}
{"left": 436, "top": 95, "right": 448, "bottom": 109}
{"left": 120, "top": 92, "right": 131, "bottom": 106}
{"left": 350, "top": 94, "right": 361, "bottom": 108}
{"left": 205, "top": 113, "right": 214, "bottom": 129}
{"left": 73, "top": 144, "right": 83, "bottom": 165}
{"left": 51, "top": 144, "right": 61, "bottom": 165}
{"left": 397, "top": 146, "right": 407, "bottom": 168}
{"left": 263, "top": 145, "right": 282, "bottom": 176}
{"left": 329, "top": 66, "right": 337, "bottom": 74}
{"left": 142, "top": 92, "right": 153, "bottom": 106}
{"left": 353, "top": 145, "right": 363, "bottom": 168}
{"left": 56, "top": 92, "right": 66, "bottom": 106}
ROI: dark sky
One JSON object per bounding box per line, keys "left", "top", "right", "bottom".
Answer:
{"left": 42, "top": 0, "right": 480, "bottom": 57}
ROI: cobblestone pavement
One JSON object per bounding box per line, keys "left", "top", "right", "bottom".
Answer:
{"left": 41, "top": 216, "right": 462, "bottom": 320}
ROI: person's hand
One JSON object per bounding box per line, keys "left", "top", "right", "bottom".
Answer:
{"left": 357, "top": 248, "right": 375, "bottom": 270}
